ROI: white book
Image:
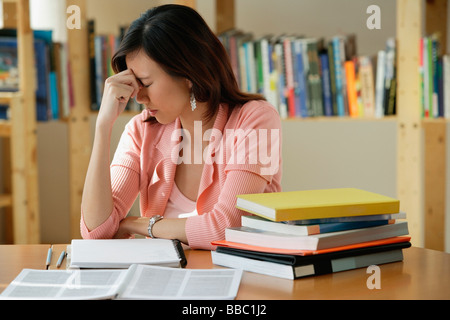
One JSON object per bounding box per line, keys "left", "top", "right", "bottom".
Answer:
{"left": 444, "top": 55, "right": 450, "bottom": 119}
{"left": 225, "top": 221, "right": 409, "bottom": 251}
{"left": 375, "top": 50, "right": 386, "bottom": 118}
{"left": 70, "top": 239, "right": 186, "bottom": 269}
{"left": 0, "top": 265, "right": 243, "bottom": 300}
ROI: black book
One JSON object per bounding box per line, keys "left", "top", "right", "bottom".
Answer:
{"left": 212, "top": 241, "right": 411, "bottom": 280}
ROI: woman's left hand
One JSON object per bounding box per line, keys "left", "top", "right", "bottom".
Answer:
{"left": 114, "top": 216, "right": 150, "bottom": 239}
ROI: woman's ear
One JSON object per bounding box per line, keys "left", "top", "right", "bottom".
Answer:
{"left": 186, "top": 78, "right": 193, "bottom": 90}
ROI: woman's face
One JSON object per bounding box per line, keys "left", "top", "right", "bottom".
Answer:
{"left": 126, "top": 50, "right": 191, "bottom": 124}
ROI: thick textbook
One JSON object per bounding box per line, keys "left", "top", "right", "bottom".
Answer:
{"left": 236, "top": 188, "right": 400, "bottom": 221}
{"left": 212, "top": 236, "right": 411, "bottom": 256}
{"left": 242, "top": 215, "right": 394, "bottom": 236}
{"left": 0, "top": 265, "right": 243, "bottom": 300}
{"left": 211, "top": 241, "right": 411, "bottom": 280}
{"left": 225, "top": 221, "right": 409, "bottom": 251}
{"left": 70, "top": 239, "right": 186, "bottom": 269}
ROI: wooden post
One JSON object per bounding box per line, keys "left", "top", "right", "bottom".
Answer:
{"left": 423, "top": 0, "right": 448, "bottom": 251}
{"left": 2, "top": 1, "right": 17, "bottom": 28}
{"left": 67, "top": 0, "right": 92, "bottom": 239}
{"left": 175, "top": 0, "right": 196, "bottom": 8}
{"left": 8, "top": 0, "right": 40, "bottom": 244}
{"left": 396, "top": 0, "right": 424, "bottom": 247}
{"left": 424, "top": 120, "right": 447, "bottom": 251}
{"left": 1, "top": 123, "right": 13, "bottom": 243}
{"left": 216, "top": 0, "right": 235, "bottom": 34}
{"left": 426, "top": 0, "right": 447, "bottom": 54}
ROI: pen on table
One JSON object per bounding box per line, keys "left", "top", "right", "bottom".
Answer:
{"left": 46, "top": 245, "right": 53, "bottom": 270}
{"left": 56, "top": 250, "right": 66, "bottom": 268}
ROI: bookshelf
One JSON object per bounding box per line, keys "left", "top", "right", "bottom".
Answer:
{"left": 0, "top": 0, "right": 40, "bottom": 244}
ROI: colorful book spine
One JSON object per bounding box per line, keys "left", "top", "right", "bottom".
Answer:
{"left": 283, "top": 37, "right": 296, "bottom": 118}
{"left": 292, "top": 39, "right": 308, "bottom": 117}
{"left": 332, "top": 37, "right": 345, "bottom": 116}
{"left": 375, "top": 50, "right": 386, "bottom": 118}
{"left": 345, "top": 60, "right": 359, "bottom": 117}
{"left": 320, "top": 52, "right": 333, "bottom": 116}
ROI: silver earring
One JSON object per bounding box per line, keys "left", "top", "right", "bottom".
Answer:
{"left": 190, "top": 92, "right": 197, "bottom": 111}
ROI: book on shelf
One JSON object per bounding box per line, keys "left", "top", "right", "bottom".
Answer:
{"left": 420, "top": 34, "right": 450, "bottom": 119}
{"left": 211, "top": 239, "right": 411, "bottom": 280}
{"left": 89, "top": 20, "right": 144, "bottom": 113}
{"left": 0, "top": 105, "right": 9, "bottom": 120}
{"left": 0, "top": 37, "right": 19, "bottom": 92}
{"left": 242, "top": 214, "right": 396, "bottom": 236}
{"left": 236, "top": 188, "right": 400, "bottom": 222}
{"left": 383, "top": 38, "right": 396, "bottom": 116}
{"left": 359, "top": 55, "right": 376, "bottom": 118}
{"left": 0, "top": 29, "right": 73, "bottom": 121}
{"left": 225, "top": 221, "right": 408, "bottom": 251}
{"left": 0, "top": 264, "right": 243, "bottom": 300}
{"left": 70, "top": 238, "right": 187, "bottom": 269}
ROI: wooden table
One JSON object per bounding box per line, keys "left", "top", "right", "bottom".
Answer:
{"left": 1, "top": 244, "right": 449, "bottom": 300}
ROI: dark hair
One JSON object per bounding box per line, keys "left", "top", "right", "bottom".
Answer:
{"left": 112, "top": 4, "right": 264, "bottom": 122}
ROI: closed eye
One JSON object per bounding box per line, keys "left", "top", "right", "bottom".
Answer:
{"left": 137, "top": 78, "right": 152, "bottom": 88}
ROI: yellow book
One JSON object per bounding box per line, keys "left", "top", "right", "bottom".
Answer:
{"left": 236, "top": 188, "right": 400, "bottom": 222}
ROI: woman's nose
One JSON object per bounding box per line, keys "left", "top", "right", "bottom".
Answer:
{"left": 135, "top": 87, "right": 148, "bottom": 105}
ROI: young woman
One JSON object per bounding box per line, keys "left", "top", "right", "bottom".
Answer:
{"left": 80, "top": 4, "right": 282, "bottom": 250}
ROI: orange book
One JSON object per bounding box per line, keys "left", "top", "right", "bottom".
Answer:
{"left": 211, "top": 236, "right": 411, "bottom": 256}
{"left": 345, "top": 60, "right": 359, "bottom": 117}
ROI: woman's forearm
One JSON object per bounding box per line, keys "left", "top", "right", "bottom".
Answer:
{"left": 82, "top": 69, "right": 140, "bottom": 233}
{"left": 117, "top": 216, "right": 188, "bottom": 244}
{"left": 81, "top": 123, "right": 114, "bottom": 231}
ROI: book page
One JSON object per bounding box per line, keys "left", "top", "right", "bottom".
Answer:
{"left": 119, "top": 265, "right": 243, "bottom": 300}
{"left": 0, "top": 269, "right": 128, "bottom": 300}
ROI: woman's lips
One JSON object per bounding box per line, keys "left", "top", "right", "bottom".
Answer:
{"left": 148, "top": 109, "right": 158, "bottom": 117}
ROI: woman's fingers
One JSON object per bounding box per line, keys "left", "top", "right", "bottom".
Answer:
{"left": 105, "top": 71, "right": 141, "bottom": 102}
{"left": 97, "top": 69, "right": 143, "bottom": 128}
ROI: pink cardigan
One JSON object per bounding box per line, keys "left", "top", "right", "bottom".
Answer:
{"left": 80, "top": 100, "right": 282, "bottom": 250}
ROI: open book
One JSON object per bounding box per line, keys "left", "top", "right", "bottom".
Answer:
{"left": 0, "top": 264, "right": 243, "bottom": 300}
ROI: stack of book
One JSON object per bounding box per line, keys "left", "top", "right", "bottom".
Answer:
{"left": 211, "top": 188, "right": 410, "bottom": 280}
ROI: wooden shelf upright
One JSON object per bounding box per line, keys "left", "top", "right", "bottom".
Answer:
{"left": 0, "top": 0, "right": 40, "bottom": 244}
{"left": 397, "top": 0, "right": 448, "bottom": 250}
{"left": 66, "top": 0, "right": 91, "bottom": 240}
{"left": 423, "top": 0, "right": 448, "bottom": 251}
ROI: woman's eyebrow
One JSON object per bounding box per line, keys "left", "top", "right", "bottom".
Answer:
{"left": 136, "top": 76, "right": 151, "bottom": 81}
{"left": 129, "top": 69, "right": 150, "bottom": 82}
